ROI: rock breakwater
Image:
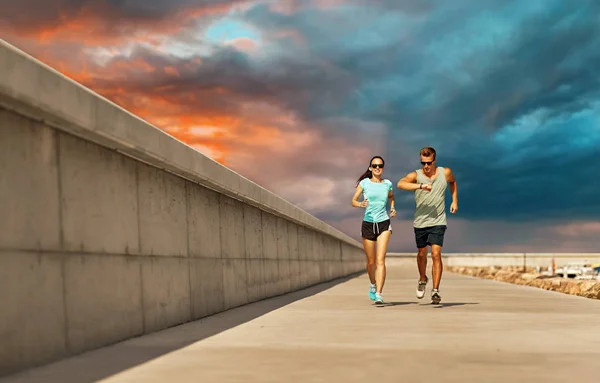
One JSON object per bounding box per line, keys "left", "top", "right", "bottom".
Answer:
{"left": 446, "top": 266, "right": 600, "bottom": 300}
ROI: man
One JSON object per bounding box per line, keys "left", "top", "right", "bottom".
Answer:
{"left": 397, "top": 146, "right": 458, "bottom": 304}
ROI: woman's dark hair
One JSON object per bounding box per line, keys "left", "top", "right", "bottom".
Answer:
{"left": 356, "top": 156, "right": 385, "bottom": 186}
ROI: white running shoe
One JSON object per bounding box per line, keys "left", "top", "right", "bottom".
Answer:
{"left": 416, "top": 276, "right": 428, "bottom": 299}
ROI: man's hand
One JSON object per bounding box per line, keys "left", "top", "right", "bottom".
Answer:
{"left": 421, "top": 183, "right": 432, "bottom": 192}
{"left": 450, "top": 201, "right": 458, "bottom": 214}
{"left": 359, "top": 198, "right": 369, "bottom": 208}
{"left": 390, "top": 208, "right": 396, "bottom": 218}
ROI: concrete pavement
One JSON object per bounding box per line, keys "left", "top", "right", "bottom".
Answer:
{"left": 3, "top": 265, "right": 600, "bottom": 383}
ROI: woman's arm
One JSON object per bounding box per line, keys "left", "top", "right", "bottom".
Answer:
{"left": 351, "top": 185, "right": 368, "bottom": 208}
{"left": 388, "top": 189, "right": 396, "bottom": 217}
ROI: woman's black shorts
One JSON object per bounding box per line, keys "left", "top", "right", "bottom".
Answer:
{"left": 361, "top": 219, "right": 392, "bottom": 241}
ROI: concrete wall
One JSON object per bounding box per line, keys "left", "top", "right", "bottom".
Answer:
{"left": 388, "top": 253, "right": 600, "bottom": 268}
{"left": 0, "top": 40, "right": 365, "bottom": 377}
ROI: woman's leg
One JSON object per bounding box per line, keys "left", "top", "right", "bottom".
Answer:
{"left": 375, "top": 230, "right": 392, "bottom": 294}
{"left": 362, "top": 238, "right": 377, "bottom": 284}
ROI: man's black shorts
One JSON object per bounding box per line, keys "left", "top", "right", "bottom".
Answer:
{"left": 414, "top": 225, "right": 447, "bottom": 248}
{"left": 361, "top": 219, "right": 392, "bottom": 241}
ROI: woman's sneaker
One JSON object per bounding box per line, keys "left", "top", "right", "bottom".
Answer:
{"left": 374, "top": 293, "right": 384, "bottom": 304}
{"left": 369, "top": 284, "right": 377, "bottom": 300}
{"left": 416, "top": 276, "right": 428, "bottom": 299}
{"left": 431, "top": 289, "right": 441, "bottom": 304}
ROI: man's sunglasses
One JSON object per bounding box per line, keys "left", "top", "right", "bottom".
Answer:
{"left": 370, "top": 164, "right": 384, "bottom": 168}
{"left": 421, "top": 161, "right": 433, "bottom": 166}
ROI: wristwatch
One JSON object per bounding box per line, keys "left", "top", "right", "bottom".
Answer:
{"left": 419, "top": 183, "right": 423, "bottom": 189}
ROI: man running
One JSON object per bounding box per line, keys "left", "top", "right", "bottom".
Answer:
{"left": 397, "top": 146, "right": 458, "bottom": 304}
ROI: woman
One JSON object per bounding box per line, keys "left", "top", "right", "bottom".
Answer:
{"left": 351, "top": 155, "right": 396, "bottom": 304}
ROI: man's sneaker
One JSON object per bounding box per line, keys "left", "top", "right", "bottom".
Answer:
{"left": 374, "top": 293, "right": 384, "bottom": 304}
{"left": 369, "top": 284, "right": 377, "bottom": 301}
{"left": 431, "top": 289, "right": 441, "bottom": 304}
{"left": 416, "top": 276, "right": 428, "bottom": 299}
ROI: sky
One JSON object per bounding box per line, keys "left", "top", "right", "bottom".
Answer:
{"left": 1, "top": 0, "right": 599, "bottom": 253}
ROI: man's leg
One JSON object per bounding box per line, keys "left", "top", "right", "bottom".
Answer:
{"left": 414, "top": 227, "right": 429, "bottom": 279}
{"left": 415, "top": 246, "right": 429, "bottom": 299}
{"left": 417, "top": 246, "right": 428, "bottom": 282}
{"left": 414, "top": 227, "right": 429, "bottom": 299}
{"left": 429, "top": 225, "right": 447, "bottom": 304}
{"left": 431, "top": 244, "right": 443, "bottom": 290}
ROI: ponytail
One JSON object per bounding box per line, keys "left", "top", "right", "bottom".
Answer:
{"left": 356, "top": 169, "right": 372, "bottom": 186}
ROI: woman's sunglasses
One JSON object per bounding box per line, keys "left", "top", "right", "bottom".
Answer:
{"left": 370, "top": 164, "right": 384, "bottom": 168}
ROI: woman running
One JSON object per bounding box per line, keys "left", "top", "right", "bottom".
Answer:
{"left": 351, "top": 155, "right": 396, "bottom": 304}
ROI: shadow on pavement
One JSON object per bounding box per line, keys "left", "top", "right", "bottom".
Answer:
{"left": 430, "top": 302, "right": 480, "bottom": 308}
{"left": 374, "top": 301, "right": 418, "bottom": 307}
{"left": 374, "top": 302, "right": 479, "bottom": 308}
{"left": 1, "top": 272, "right": 363, "bottom": 383}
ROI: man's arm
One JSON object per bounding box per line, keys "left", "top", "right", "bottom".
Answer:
{"left": 445, "top": 167, "right": 458, "bottom": 213}
{"left": 397, "top": 171, "right": 430, "bottom": 191}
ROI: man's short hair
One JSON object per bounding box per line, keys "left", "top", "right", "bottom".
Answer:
{"left": 420, "top": 146, "right": 436, "bottom": 160}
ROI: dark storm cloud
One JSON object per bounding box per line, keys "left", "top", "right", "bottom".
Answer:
{"left": 405, "top": 6, "right": 600, "bottom": 132}
{"left": 102, "top": 0, "right": 242, "bottom": 18}
{"left": 0, "top": 0, "right": 244, "bottom": 26}
{"left": 373, "top": 1, "right": 600, "bottom": 222}
{"left": 239, "top": 0, "right": 600, "bottom": 225}
{"left": 87, "top": 43, "right": 358, "bottom": 126}
{"left": 237, "top": 0, "right": 600, "bottom": 226}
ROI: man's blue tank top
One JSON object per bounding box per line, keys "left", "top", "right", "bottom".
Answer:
{"left": 359, "top": 178, "right": 393, "bottom": 223}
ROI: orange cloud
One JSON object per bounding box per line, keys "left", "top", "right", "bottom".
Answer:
{"left": 270, "top": 0, "right": 351, "bottom": 15}
{"left": 164, "top": 66, "right": 180, "bottom": 77}
{"left": 225, "top": 37, "right": 258, "bottom": 53}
